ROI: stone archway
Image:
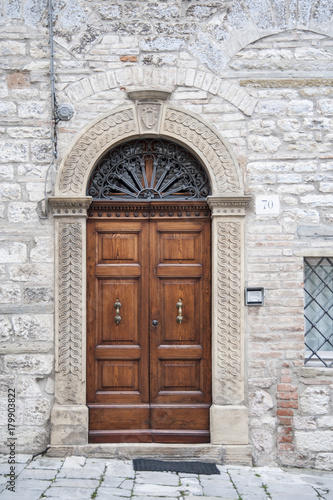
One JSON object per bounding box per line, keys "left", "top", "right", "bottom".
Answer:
{"left": 48, "top": 90, "right": 251, "bottom": 463}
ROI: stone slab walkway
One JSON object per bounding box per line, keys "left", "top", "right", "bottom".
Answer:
{"left": 1, "top": 454, "right": 333, "bottom": 499}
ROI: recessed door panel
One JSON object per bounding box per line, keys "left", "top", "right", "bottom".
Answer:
{"left": 99, "top": 280, "right": 139, "bottom": 344}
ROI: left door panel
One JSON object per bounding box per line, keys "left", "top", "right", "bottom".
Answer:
{"left": 87, "top": 220, "right": 150, "bottom": 442}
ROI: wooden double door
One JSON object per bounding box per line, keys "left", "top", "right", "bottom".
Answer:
{"left": 87, "top": 202, "right": 211, "bottom": 443}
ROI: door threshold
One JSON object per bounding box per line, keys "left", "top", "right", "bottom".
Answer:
{"left": 46, "top": 443, "right": 252, "bottom": 465}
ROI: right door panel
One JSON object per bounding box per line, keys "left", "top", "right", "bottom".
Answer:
{"left": 149, "top": 220, "right": 211, "bottom": 441}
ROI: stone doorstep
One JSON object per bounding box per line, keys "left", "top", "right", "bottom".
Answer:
{"left": 46, "top": 443, "right": 252, "bottom": 466}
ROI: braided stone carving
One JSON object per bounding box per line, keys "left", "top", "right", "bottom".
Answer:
{"left": 58, "top": 223, "right": 82, "bottom": 382}
{"left": 163, "top": 107, "right": 241, "bottom": 194}
{"left": 59, "top": 108, "right": 136, "bottom": 194}
{"left": 216, "top": 221, "right": 243, "bottom": 404}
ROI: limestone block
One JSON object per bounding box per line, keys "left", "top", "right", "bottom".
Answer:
{"left": 23, "top": 286, "right": 54, "bottom": 304}
{"left": 0, "top": 241, "right": 27, "bottom": 262}
{"left": 249, "top": 390, "right": 274, "bottom": 417}
{"left": 142, "top": 3, "right": 180, "bottom": 20}
{"left": 257, "top": 101, "right": 287, "bottom": 115}
{"left": 0, "top": 316, "right": 13, "bottom": 342}
{"left": 0, "top": 375, "right": 15, "bottom": 396}
{"left": 251, "top": 428, "right": 274, "bottom": 453}
{"left": 0, "top": 284, "right": 21, "bottom": 304}
{"left": 315, "top": 453, "right": 333, "bottom": 470}
{"left": 277, "top": 118, "right": 301, "bottom": 131}
{"left": 30, "top": 236, "right": 53, "bottom": 262}
{"left": 248, "top": 135, "right": 281, "bottom": 153}
{"left": 319, "top": 183, "right": 333, "bottom": 193}
{"left": 317, "top": 416, "right": 333, "bottom": 429}
{"left": 4, "top": 354, "right": 53, "bottom": 375}
{"left": 95, "top": 4, "right": 122, "bottom": 20}
{"left": 30, "top": 40, "right": 49, "bottom": 58}
{"left": 0, "top": 102, "right": 16, "bottom": 116}
{"left": 210, "top": 405, "right": 248, "bottom": 445}
{"left": 7, "top": 127, "right": 50, "bottom": 139}
{"left": 18, "top": 102, "right": 47, "bottom": 119}
{"left": 17, "top": 376, "right": 43, "bottom": 397}
{"left": 189, "top": 34, "right": 229, "bottom": 73}
{"left": 140, "top": 36, "right": 186, "bottom": 52}
{"left": 318, "top": 99, "right": 333, "bottom": 116}
{"left": 0, "top": 183, "right": 20, "bottom": 201}
{"left": 300, "top": 387, "right": 330, "bottom": 415}
{"left": 0, "top": 164, "right": 14, "bottom": 180}
{"left": 250, "top": 416, "right": 276, "bottom": 430}
{"left": 300, "top": 194, "right": 333, "bottom": 207}
{"left": 51, "top": 404, "right": 88, "bottom": 445}
{"left": 23, "top": 0, "right": 46, "bottom": 28}
{"left": 288, "top": 100, "right": 314, "bottom": 115}
{"left": 0, "top": 41, "right": 26, "bottom": 56}
{"left": 9, "top": 263, "right": 53, "bottom": 283}
{"left": 31, "top": 140, "right": 52, "bottom": 163}
{"left": 25, "top": 182, "right": 45, "bottom": 202}
{"left": 186, "top": 4, "right": 218, "bottom": 19}
{"left": 295, "top": 431, "right": 333, "bottom": 452}
{"left": 12, "top": 314, "right": 53, "bottom": 341}
{"left": 0, "top": 141, "right": 29, "bottom": 162}
{"left": 293, "top": 416, "right": 316, "bottom": 430}
{"left": 8, "top": 202, "right": 39, "bottom": 223}
{"left": 24, "top": 398, "right": 51, "bottom": 425}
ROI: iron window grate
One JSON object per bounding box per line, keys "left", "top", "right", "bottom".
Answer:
{"left": 304, "top": 257, "right": 333, "bottom": 367}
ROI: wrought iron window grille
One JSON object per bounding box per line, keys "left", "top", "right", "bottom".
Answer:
{"left": 304, "top": 257, "right": 333, "bottom": 367}
{"left": 87, "top": 139, "right": 211, "bottom": 201}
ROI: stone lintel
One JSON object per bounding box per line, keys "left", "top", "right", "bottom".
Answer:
{"left": 210, "top": 405, "right": 249, "bottom": 445}
{"left": 207, "top": 195, "right": 251, "bottom": 217}
{"left": 51, "top": 404, "right": 88, "bottom": 446}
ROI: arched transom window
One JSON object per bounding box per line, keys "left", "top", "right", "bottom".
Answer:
{"left": 87, "top": 138, "right": 211, "bottom": 200}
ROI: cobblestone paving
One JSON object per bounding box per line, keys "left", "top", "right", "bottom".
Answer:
{"left": 1, "top": 454, "right": 333, "bottom": 499}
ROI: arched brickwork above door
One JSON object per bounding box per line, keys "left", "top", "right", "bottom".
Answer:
{"left": 55, "top": 100, "right": 245, "bottom": 198}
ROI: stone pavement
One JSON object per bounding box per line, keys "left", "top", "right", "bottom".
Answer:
{"left": 1, "top": 454, "right": 333, "bottom": 500}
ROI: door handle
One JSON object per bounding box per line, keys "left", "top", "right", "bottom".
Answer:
{"left": 176, "top": 299, "right": 183, "bottom": 324}
{"left": 114, "top": 298, "right": 121, "bottom": 324}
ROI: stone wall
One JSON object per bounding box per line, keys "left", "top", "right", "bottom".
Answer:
{"left": 1, "top": 0, "right": 333, "bottom": 468}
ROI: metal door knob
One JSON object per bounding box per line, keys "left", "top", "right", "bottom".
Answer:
{"left": 152, "top": 320, "right": 158, "bottom": 327}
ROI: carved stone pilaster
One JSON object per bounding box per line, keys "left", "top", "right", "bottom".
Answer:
{"left": 208, "top": 195, "right": 250, "bottom": 445}
{"left": 49, "top": 196, "right": 91, "bottom": 445}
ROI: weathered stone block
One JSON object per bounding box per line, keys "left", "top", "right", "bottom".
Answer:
{"left": 249, "top": 390, "right": 274, "bottom": 416}
{"left": 0, "top": 41, "right": 26, "bottom": 56}
{"left": 23, "top": 286, "right": 54, "bottom": 304}
{"left": 0, "top": 284, "right": 21, "bottom": 304}
{"left": 12, "top": 314, "right": 53, "bottom": 341}
{"left": 9, "top": 263, "right": 53, "bottom": 283}
{"left": 17, "top": 376, "right": 43, "bottom": 397}
{"left": 8, "top": 202, "right": 39, "bottom": 223}
{"left": 30, "top": 141, "right": 52, "bottom": 163}
{"left": 18, "top": 102, "right": 47, "bottom": 118}
{"left": 0, "top": 141, "right": 29, "bottom": 162}
{"left": 295, "top": 431, "right": 333, "bottom": 452}
{"left": 315, "top": 453, "right": 333, "bottom": 470}
{"left": 0, "top": 241, "right": 27, "bottom": 262}
{"left": 24, "top": 398, "right": 51, "bottom": 425}
{"left": 300, "top": 387, "right": 330, "bottom": 415}
{"left": 4, "top": 354, "right": 53, "bottom": 374}
{"left": 30, "top": 236, "right": 54, "bottom": 262}
{"left": 0, "top": 316, "right": 13, "bottom": 342}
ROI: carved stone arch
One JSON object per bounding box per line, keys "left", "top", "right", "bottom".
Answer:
{"left": 55, "top": 101, "right": 244, "bottom": 198}
{"left": 49, "top": 94, "right": 252, "bottom": 464}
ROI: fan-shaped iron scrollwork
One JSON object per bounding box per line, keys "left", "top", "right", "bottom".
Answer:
{"left": 87, "top": 139, "right": 211, "bottom": 200}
